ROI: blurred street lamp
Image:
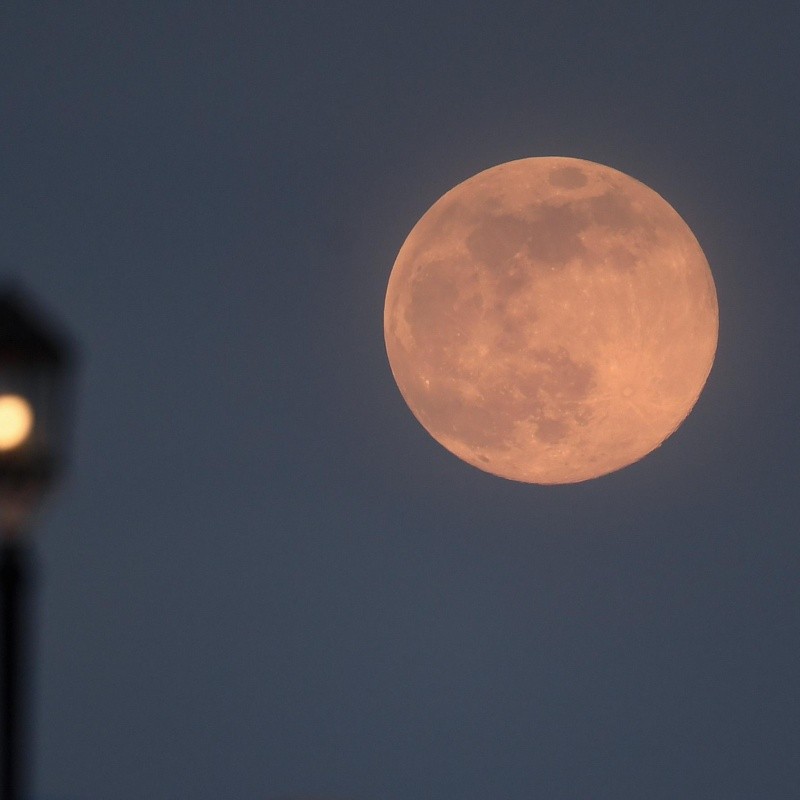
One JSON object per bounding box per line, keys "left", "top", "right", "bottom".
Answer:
{"left": 0, "top": 286, "right": 75, "bottom": 800}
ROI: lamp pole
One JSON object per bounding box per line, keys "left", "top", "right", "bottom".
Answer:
{"left": 1, "top": 535, "right": 32, "bottom": 800}
{"left": 0, "top": 286, "right": 75, "bottom": 800}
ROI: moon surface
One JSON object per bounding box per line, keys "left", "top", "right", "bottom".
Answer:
{"left": 384, "top": 157, "right": 718, "bottom": 484}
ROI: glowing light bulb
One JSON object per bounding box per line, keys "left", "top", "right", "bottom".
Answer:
{"left": 0, "top": 394, "right": 34, "bottom": 451}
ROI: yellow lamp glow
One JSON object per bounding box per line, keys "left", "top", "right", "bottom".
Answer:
{"left": 0, "top": 394, "right": 34, "bottom": 451}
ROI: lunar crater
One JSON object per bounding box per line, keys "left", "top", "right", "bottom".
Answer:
{"left": 548, "top": 166, "right": 588, "bottom": 189}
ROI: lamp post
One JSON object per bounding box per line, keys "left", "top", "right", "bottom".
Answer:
{"left": 0, "top": 287, "right": 74, "bottom": 800}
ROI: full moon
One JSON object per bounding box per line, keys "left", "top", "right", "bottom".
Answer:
{"left": 384, "top": 157, "right": 718, "bottom": 483}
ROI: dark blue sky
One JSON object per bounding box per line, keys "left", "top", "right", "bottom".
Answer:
{"left": 2, "top": 3, "right": 800, "bottom": 799}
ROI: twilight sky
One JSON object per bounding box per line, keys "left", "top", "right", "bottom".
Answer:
{"left": 2, "top": 3, "right": 800, "bottom": 799}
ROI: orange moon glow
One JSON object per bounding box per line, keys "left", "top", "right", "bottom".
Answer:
{"left": 384, "top": 157, "right": 718, "bottom": 484}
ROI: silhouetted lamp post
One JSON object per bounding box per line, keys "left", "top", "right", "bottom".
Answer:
{"left": 0, "top": 287, "right": 74, "bottom": 800}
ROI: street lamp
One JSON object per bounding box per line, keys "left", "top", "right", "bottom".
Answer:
{"left": 0, "top": 285, "right": 75, "bottom": 800}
